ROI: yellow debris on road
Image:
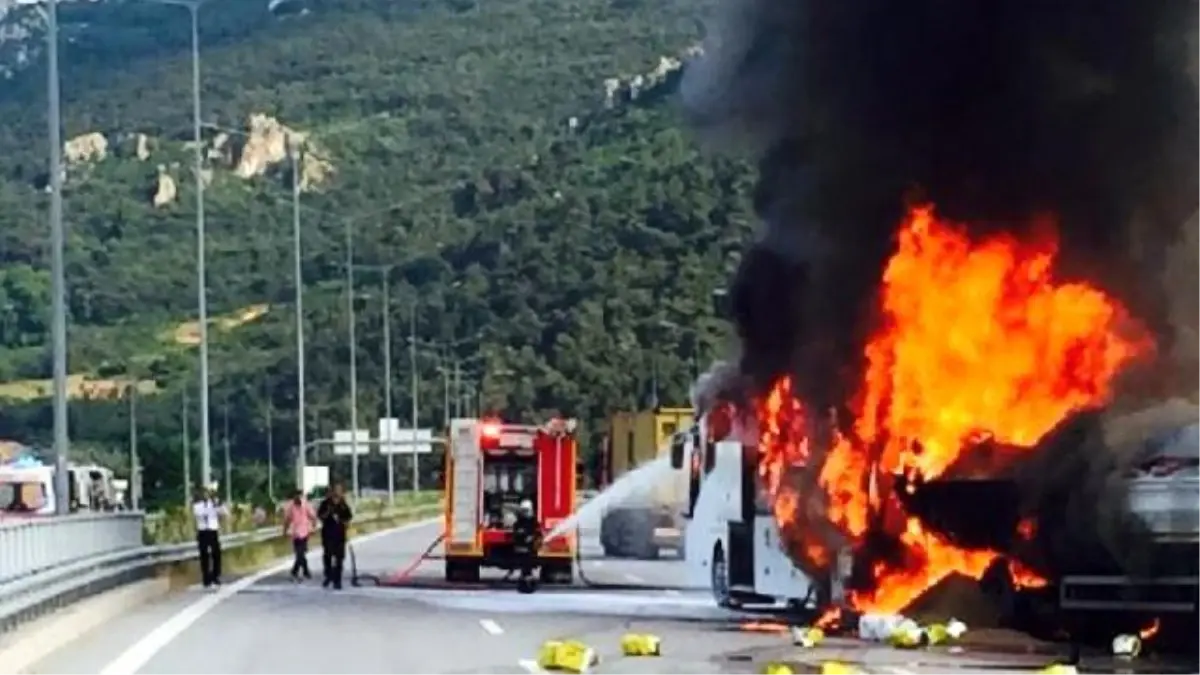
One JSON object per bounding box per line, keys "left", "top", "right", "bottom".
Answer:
{"left": 620, "top": 633, "right": 662, "bottom": 656}
{"left": 790, "top": 626, "right": 826, "bottom": 648}
{"left": 536, "top": 640, "right": 598, "bottom": 673}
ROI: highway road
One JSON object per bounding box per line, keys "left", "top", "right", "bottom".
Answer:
{"left": 26, "top": 518, "right": 1183, "bottom": 675}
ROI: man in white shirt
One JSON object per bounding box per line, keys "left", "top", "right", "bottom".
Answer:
{"left": 192, "top": 483, "right": 227, "bottom": 588}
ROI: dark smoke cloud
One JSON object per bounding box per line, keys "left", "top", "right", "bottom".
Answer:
{"left": 683, "top": 0, "right": 1199, "bottom": 407}
{"left": 682, "top": 0, "right": 1199, "bottom": 597}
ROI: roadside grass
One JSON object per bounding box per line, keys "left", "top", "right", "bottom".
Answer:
{"left": 143, "top": 491, "right": 442, "bottom": 545}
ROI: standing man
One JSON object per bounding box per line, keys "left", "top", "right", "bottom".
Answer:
{"left": 283, "top": 489, "right": 317, "bottom": 582}
{"left": 192, "top": 482, "right": 227, "bottom": 588}
{"left": 317, "top": 483, "right": 353, "bottom": 590}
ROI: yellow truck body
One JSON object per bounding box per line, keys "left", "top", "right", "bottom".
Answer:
{"left": 600, "top": 407, "right": 693, "bottom": 559}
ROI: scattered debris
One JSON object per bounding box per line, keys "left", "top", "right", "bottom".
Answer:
{"left": 790, "top": 626, "right": 825, "bottom": 648}
{"left": 537, "top": 640, "right": 598, "bottom": 673}
{"left": 619, "top": 633, "right": 661, "bottom": 657}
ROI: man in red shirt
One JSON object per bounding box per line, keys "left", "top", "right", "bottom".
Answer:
{"left": 282, "top": 489, "right": 317, "bottom": 582}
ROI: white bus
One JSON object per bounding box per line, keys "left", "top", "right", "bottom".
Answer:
{"left": 674, "top": 414, "right": 847, "bottom": 610}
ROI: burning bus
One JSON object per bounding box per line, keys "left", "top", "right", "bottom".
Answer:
{"left": 679, "top": 205, "right": 1198, "bottom": 643}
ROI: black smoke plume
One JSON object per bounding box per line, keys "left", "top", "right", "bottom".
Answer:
{"left": 682, "top": 0, "right": 1199, "bottom": 614}
{"left": 682, "top": 0, "right": 1199, "bottom": 408}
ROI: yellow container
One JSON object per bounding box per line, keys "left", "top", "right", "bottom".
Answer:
{"left": 536, "top": 640, "right": 598, "bottom": 673}
{"left": 790, "top": 625, "right": 825, "bottom": 648}
{"left": 821, "top": 662, "right": 863, "bottom": 675}
{"left": 619, "top": 633, "right": 662, "bottom": 656}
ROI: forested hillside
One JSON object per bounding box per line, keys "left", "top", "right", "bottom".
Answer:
{"left": 0, "top": 0, "right": 756, "bottom": 508}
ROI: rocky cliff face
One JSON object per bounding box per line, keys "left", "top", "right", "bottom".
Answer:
{"left": 232, "top": 113, "right": 333, "bottom": 191}
{"left": 36, "top": 113, "right": 332, "bottom": 206}
{"left": 601, "top": 44, "right": 700, "bottom": 109}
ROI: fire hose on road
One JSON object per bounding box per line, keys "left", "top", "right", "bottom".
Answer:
{"left": 348, "top": 528, "right": 690, "bottom": 593}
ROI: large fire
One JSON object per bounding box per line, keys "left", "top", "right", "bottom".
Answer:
{"left": 754, "top": 204, "right": 1153, "bottom": 615}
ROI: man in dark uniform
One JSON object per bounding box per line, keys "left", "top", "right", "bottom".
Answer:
{"left": 317, "top": 483, "right": 353, "bottom": 590}
{"left": 511, "top": 498, "right": 542, "bottom": 593}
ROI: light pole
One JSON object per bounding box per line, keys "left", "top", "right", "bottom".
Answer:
{"left": 345, "top": 220, "right": 360, "bottom": 500}
{"left": 382, "top": 278, "right": 391, "bottom": 502}
{"left": 353, "top": 264, "right": 396, "bottom": 503}
{"left": 222, "top": 395, "right": 231, "bottom": 503}
{"left": 204, "top": 121, "right": 307, "bottom": 488}
{"left": 146, "top": 0, "right": 212, "bottom": 489}
{"left": 409, "top": 304, "right": 419, "bottom": 494}
{"left": 266, "top": 403, "right": 274, "bottom": 501}
{"left": 128, "top": 384, "right": 140, "bottom": 510}
{"left": 182, "top": 385, "right": 191, "bottom": 506}
{"left": 287, "top": 135, "right": 306, "bottom": 490}
{"left": 44, "top": 0, "right": 70, "bottom": 516}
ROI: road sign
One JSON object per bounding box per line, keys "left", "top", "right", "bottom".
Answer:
{"left": 332, "top": 429, "right": 371, "bottom": 456}
{"left": 302, "top": 465, "right": 329, "bottom": 493}
{"left": 377, "top": 418, "right": 434, "bottom": 454}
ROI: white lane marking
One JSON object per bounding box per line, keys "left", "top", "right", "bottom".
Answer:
{"left": 98, "top": 518, "right": 440, "bottom": 675}
{"left": 624, "top": 573, "right": 644, "bottom": 583}
{"left": 479, "top": 618, "right": 504, "bottom": 635}
{"left": 518, "top": 658, "right": 542, "bottom": 673}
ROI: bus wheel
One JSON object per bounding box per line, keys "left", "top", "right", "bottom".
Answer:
{"left": 711, "top": 544, "right": 740, "bottom": 609}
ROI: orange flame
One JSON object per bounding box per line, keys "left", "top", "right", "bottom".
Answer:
{"left": 740, "top": 620, "right": 791, "bottom": 634}
{"left": 1138, "top": 618, "right": 1161, "bottom": 641}
{"left": 754, "top": 204, "right": 1151, "bottom": 614}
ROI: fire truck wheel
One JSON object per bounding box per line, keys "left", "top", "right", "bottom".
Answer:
{"left": 539, "top": 561, "right": 574, "bottom": 584}
{"left": 445, "top": 558, "right": 481, "bottom": 583}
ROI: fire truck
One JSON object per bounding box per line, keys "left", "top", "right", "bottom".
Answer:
{"left": 444, "top": 417, "right": 579, "bottom": 584}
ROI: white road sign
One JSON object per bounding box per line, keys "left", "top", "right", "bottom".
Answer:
{"left": 332, "top": 429, "right": 371, "bottom": 456}
{"left": 378, "top": 418, "right": 434, "bottom": 454}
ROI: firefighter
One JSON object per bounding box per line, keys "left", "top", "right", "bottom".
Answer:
{"left": 512, "top": 498, "right": 542, "bottom": 592}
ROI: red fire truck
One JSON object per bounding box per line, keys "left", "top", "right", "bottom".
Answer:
{"left": 444, "top": 417, "right": 578, "bottom": 584}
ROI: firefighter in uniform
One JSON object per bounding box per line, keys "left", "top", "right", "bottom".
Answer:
{"left": 512, "top": 498, "right": 542, "bottom": 593}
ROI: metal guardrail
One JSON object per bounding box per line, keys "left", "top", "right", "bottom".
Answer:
{"left": 0, "top": 502, "right": 442, "bottom": 637}
{"left": 0, "top": 512, "right": 145, "bottom": 587}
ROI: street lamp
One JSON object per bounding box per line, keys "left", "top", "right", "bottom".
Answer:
{"left": 352, "top": 264, "right": 397, "bottom": 503}
{"left": 39, "top": 0, "right": 70, "bottom": 515}
{"left": 345, "top": 220, "right": 360, "bottom": 500}
{"left": 202, "top": 121, "right": 309, "bottom": 489}
{"left": 145, "top": 0, "right": 213, "bottom": 490}
{"left": 286, "top": 134, "right": 306, "bottom": 490}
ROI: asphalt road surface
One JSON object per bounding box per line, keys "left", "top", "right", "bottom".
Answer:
{"left": 27, "top": 518, "right": 1184, "bottom": 675}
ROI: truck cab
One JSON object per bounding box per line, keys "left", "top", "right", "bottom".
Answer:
{"left": 444, "top": 417, "right": 578, "bottom": 583}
